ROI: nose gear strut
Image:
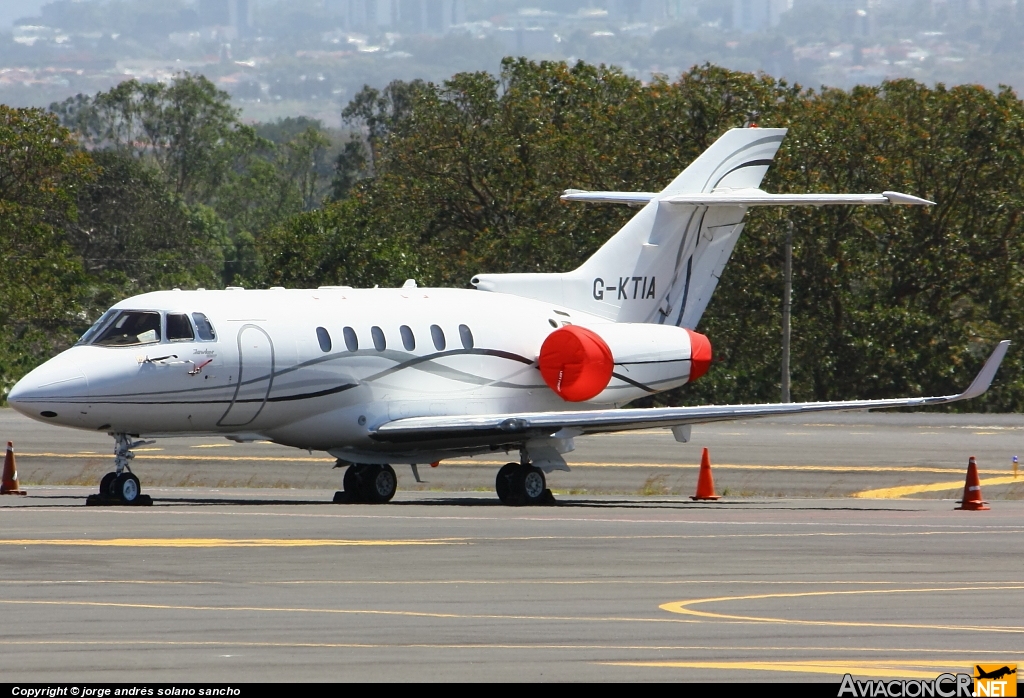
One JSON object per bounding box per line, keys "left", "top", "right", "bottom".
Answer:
{"left": 86, "top": 433, "right": 154, "bottom": 506}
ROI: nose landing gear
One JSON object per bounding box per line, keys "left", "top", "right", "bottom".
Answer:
{"left": 87, "top": 434, "right": 153, "bottom": 506}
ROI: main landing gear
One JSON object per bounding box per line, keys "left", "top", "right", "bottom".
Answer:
{"left": 333, "top": 463, "right": 397, "bottom": 504}
{"left": 496, "top": 461, "right": 555, "bottom": 506}
{"left": 87, "top": 433, "right": 153, "bottom": 506}
{"left": 331, "top": 458, "right": 555, "bottom": 506}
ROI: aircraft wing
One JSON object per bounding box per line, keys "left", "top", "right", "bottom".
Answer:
{"left": 560, "top": 189, "right": 935, "bottom": 206}
{"left": 372, "top": 341, "right": 1009, "bottom": 444}
{"left": 661, "top": 190, "right": 935, "bottom": 206}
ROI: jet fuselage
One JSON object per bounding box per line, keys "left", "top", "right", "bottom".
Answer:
{"left": 8, "top": 287, "right": 701, "bottom": 463}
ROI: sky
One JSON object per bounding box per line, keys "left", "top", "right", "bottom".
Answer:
{"left": 1, "top": 0, "right": 73, "bottom": 29}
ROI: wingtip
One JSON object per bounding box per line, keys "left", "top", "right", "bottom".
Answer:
{"left": 882, "top": 190, "right": 936, "bottom": 206}
{"left": 959, "top": 340, "right": 1011, "bottom": 400}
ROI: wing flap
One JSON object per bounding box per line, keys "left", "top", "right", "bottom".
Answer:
{"left": 372, "top": 341, "right": 1008, "bottom": 444}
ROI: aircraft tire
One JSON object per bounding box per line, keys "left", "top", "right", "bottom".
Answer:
{"left": 113, "top": 472, "right": 141, "bottom": 504}
{"left": 495, "top": 462, "right": 518, "bottom": 504}
{"left": 343, "top": 465, "right": 364, "bottom": 503}
{"left": 99, "top": 472, "right": 117, "bottom": 496}
{"left": 515, "top": 465, "right": 547, "bottom": 506}
{"left": 360, "top": 464, "right": 397, "bottom": 504}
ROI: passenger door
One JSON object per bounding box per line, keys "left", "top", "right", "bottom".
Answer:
{"left": 218, "top": 324, "right": 274, "bottom": 427}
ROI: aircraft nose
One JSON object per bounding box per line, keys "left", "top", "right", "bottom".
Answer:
{"left": 6, "top": 354, "right": 89, "bottom": 421}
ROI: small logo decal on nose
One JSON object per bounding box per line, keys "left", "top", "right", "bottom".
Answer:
{"left": 188, "top": 359, "right": 213, "bottom": 376}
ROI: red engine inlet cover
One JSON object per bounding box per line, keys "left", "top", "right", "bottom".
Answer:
{"left": 686, "top": 329, "right": 712, "bottom": 381}
{"left": 538, "top": 326, "right": 614, "bottom": 402}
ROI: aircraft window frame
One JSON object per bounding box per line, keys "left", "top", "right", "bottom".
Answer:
{"left": 192, "top": 313, "right": 217, "bottom": 341}
{"left": 92, "top": 310, "right": 163, "bottom": 347}
{"left": 166, "top": 313, "right": 195, "bottom": 342}
{"left": 343, "top": 327, "right": 358, "bottom": 352}
{"left": 400, "top": 325, "right": 415, "bottom": 351}
{"left": 371, "top": 326, "right": 386, "bottom": 351}
{"left": 316, "top": 327, "right": 332, "bottom": 353}
{"left": 459, "top": 324, "right": 474, "bottom": 350}
{"left": 76, "top": 309, "right": 119, "bottom": 346}
{"left": 430, "top": 324, "right": 446, "bottom": 351}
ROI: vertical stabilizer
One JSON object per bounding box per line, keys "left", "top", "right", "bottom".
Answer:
{"left": 472, "top": 128, "right": 787, "bottom": 328}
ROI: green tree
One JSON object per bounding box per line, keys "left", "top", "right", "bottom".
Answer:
{"left": 52, "top": 73, "right": 257, "bottom": 205}
{"left": 256, "top": 60, "right": 1024, "bottom": 410}
{"left": 253, "top": 199, "right": 417, "bottom": 289}
{"left": 66, "top": 150, "right": 226, "bottom": 296}
{"left": 52, "top": 76, "right": 340, "bottom": 287}
{"left": 0, "top": 107, "right": 95, "bottom": 398}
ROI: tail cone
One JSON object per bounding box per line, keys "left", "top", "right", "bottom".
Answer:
{"left": 955, "top": 456, "right": 989, "bottom": 511}
{"left": 1, "top": 442, "right": 27, "bottom": 495}
{"left": 691, "top": 447, "right": 720, "bottom": 501}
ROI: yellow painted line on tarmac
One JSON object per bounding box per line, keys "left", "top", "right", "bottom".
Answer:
{"left": 448, "top": 461, "right": 1010, "bottom": 474}
{"left": 602, "top": 660, "right": 974, "bottom": 679}
{"left": 0, "top": 537, "right": 463, "bottom": 548}
{"left": 0, "top": 641, "right": 1011, "bottom": 657}
{"left": 0, "top": 598, "right": 697, "bottom": 624}
{"left": 855, "top": 476, "right": 1022, "bottom": 499}
{"left": 15, "top": 451, "right": 334, "bottom": 463}
{"left": 660, "top": 585, "right": 1024, "bottom": 634}
{"left": 12, "top": 451, "right": 1013, "bottom": 474}
{"left": 5, "top": 531, "right": 1022, "bottom": 549}
{"left": 0, "top": 579, "right": 1017, "bottom": 588}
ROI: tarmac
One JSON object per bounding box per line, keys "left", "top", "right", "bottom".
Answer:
{"left": 0, "top": 408, "right": 1022, "bottom": 682}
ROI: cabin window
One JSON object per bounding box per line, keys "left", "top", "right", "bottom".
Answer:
{"left": 192, "top": 313, "right": 217, "bottom": 341}
{"left": 316, "top": 327, "right": 332, "bottom": 352}
{"left": 93, "top": 311, "right": 162, "bottom": 346}
{"left": 430, "top": 324, "right": 446, "bottom": 351}
{"left": 343, "top": 327, "right": 358, "bottom": 352}
{"left": 166, "top": 314, "right": 195, "bottom": 341}
{"left": 459, "top": 324, "right": 474, "bottom": 350}
{"left": 400, "top": 325, "right": 415, "bottom": 351}
{"left": 76, "top": 309, "right": 119, "bottom": 346}
{"left": 371, "top": 326, "right": 386, "bottom": 351}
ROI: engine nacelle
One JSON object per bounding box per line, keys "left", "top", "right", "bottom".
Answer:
{"left": 538, "top": 323, "right": 711, "bottom": 403}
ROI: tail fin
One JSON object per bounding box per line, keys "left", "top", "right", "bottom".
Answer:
{"left": 472, "top": 128, "right": 788, "bottom": 328}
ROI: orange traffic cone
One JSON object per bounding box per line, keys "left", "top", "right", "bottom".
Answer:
{"left": 1, "top": 442, "right": 27, "bottom": 495}
{"left": 956, "top": 456, "right": 989, "bottom": 511}
{"left": 691, "top": 447, "right": 720, "bottom": 501}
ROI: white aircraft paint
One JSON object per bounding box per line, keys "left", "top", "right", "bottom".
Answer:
{"left": 6, "top": 127, "right": 1006, "bottom": 505}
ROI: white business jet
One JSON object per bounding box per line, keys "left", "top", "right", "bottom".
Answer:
{"left": 7, "top": 127, "right": 1010, "bottom": 505}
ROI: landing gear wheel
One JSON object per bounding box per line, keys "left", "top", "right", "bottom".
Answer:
{"left": 112, "top": 472, "right": 141, "bottom": 503}
{"left": 99, "top": 472, "right": 117, "bottom": 496}
{"left": 361, "top": 464, "right": 397, "bottom": 504}
{"left": 515, "top": 465, "right": 547, "bottom": 506}
{"left": 343, "top": 465, "right": 364, "bottom": 502}
{"left": 495, "top": 462, "right": 518, "bottom": 504}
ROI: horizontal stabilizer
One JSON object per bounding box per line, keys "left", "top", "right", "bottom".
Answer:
{"left": 373, "top": 341, "right": 1009, "bottom": 444}
{"left": 561, "top": 188, "right": 935, "bottom": 207}
{"left": 560, "top": 189, "right": 657, "bottom": 206}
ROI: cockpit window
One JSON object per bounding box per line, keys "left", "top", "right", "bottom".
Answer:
{"left": 166, "top": 314, "right": 194, "bottom": 341}
{"left": 76, "top": 309, "right": 119, "bottom": 346}
{"left": 192, "top": 313, "right": 217, "bottom": 341}
{"left": 93, "top": 311, "right": 162, "bottom": 346}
